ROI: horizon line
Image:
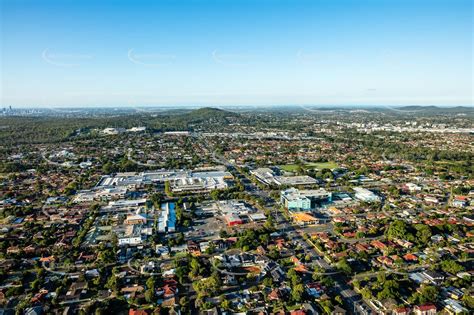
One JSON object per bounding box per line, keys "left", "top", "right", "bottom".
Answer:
{"left": 2, "top": 104, "right": 474, "bottom": 109}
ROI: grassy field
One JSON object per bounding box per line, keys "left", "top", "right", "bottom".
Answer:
{"left": 305, "top": 161, "right": 338, "bottom": 169}
{"left": 278, "top": 164, "right": 301, "bottom": 172}
{"left": 278, "top": 161, "right": 338, "bottom": 172}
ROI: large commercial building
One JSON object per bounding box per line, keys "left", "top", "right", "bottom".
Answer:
{"left": 170, "top": 171, "right": 232, "bottom": 192}
{"left": 100, "top": 199, "right": 147, "bottom": 213}
{"left": 280, "top": 188, "right": 332, "bottom": 211}
{"left": 217, "top": 200, "right": 266, "bottom": 227}
{"left": 273, "top": 175, "right": 318, "bottom": 186}
{"left": 250, "top": 168, "right": 276, "bottom": 185}
{"left": 95, "top": 187, "right": 127, "bottom": 200}
{"left": 97, "top": 170, "right": 233, "bottom": 193}
{"left": 281, "top": 189, "right": 311, "bottom": 210}
{"left": 251, "top": 168, "right": 317, "bottom": 186}
{"left": 353, "top": 187, "right": 380, "bottom": 202}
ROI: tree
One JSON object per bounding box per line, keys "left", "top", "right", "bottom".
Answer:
{"left": 219, "top": 229, "right": 228, "bottom": 238}
{"left": 440, "top": 259, "right": 464, "bottom": 275}
{"left": 150, "top": 193, "right": 163, "bottom": 208}
{"left": 105, "top": 273, "right": 120, "bottom": 293}
{"left": 220, "top": 298, "right": 231, "bottom": 310}
{"left": 175, "top": 265, "right": 188, "bottom": 283}
{"left": 287, "top": 269, "right": 301, "bottom": 287}
{"left": 291, "top": 283, "right": 304, "bottom": 302}
{"left": 193, "top": 274, "right": 221, "bottom": 298}
{"left": 102, "top": 162, "right": 115, "bottom": 174}
{"left": 145, "top": 289, "right": 155, "bottom": 303}
{"left": 352, "top": 280, "right": 360, "bottom": 290}
{"left": 361, "top": 287, "right": 373, "bottom": 299}
{"left": 377, "top": 280, "right": 399, "bottom": 300}
{"left": 262, "top": 277, "right": 273, "bottom": 288}
{"left": 410, "top": 285, "right": 439, "bottom": 304}
{"left": 414, "top": 224, "right": 432, "bottom": 245}
{"left": 30, "top": 278, "right": 41, "bottom": 291}
{"left": 190, "top": 257, "right": 202, "bottom": 278}
{"left": 180, "top": 296, "right": 190, "bottom": 311}
{"left": 263, "top": 216, "right": 275, "bottom": 230}
{"left": 376, "top": 272, "right": 386, "bottom": 286}
{"left": 462, "top": 294, "right": 474, "bottom": 309}
{"left": 259, "top": 233, "right": 270, "bottom": 245}
{"left": 386, "top": 220, "right": 414, "bottom": 241}
{"left": 420, "top": 285, "right": 438, "bottom": 303}
{"left": 92, "top": 276, "right": 101, "bottom": 287}
{"left": 146, "top": 277, "right": 155, "bottom": 290}
{"left": 164, "top": 181, "right": 172, "bottom": 196}
{"left": 337, "top": 258, "right": 352, "bottom": 275}
{"left": 319, "top": 299, "right": 333, "bottom": 314}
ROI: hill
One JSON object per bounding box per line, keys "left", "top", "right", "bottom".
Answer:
{"left": 185, "top": 107, "right": 239, "bottom": 119}
{"left": 173, "top": 107, "right": 241, "bottom": 124}
{"left": 152, "top": 107, "right": 243, "bottom": 131}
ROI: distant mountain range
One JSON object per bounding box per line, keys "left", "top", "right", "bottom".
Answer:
{"left": 394, "top": 105, "right": 474, "bottom": 113}
{"left": 166, "top": 106, "right": 474, "bottom": 119}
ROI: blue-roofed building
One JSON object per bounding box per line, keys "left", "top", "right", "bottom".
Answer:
{"left": 13, "top": 217, "right": 24, "bottom": 224}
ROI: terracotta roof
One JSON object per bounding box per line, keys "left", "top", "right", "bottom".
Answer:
{"left": 268, "top": 288, "right": 281, "bottom": 300}
{"left": 129, "top": 309, "right": 149, "bottom": 315}
{"left": 415, "top": 304, "right": 436, "bottom": 311}
{"left": 403, "top": 253, "right": 418, "bottom": 261}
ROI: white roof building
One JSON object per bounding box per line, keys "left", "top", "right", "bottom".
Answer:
{"left": 353, "top": 187, "right": 380, "bottom": 202}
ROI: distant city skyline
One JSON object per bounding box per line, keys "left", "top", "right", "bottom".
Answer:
{"left": 1, "top": 0, "right": 473, "bottom": 107}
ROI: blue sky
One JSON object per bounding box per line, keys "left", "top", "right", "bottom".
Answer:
{"left": 1, "top": 0, "right": 472, "bottom": 107}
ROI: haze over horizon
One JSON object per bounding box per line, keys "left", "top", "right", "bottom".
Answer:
{"left": 4, "top": 104, "right": 474, "bottom": 110}
{"left": 1, "top": 0, "right": 473, "bottom": 107}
